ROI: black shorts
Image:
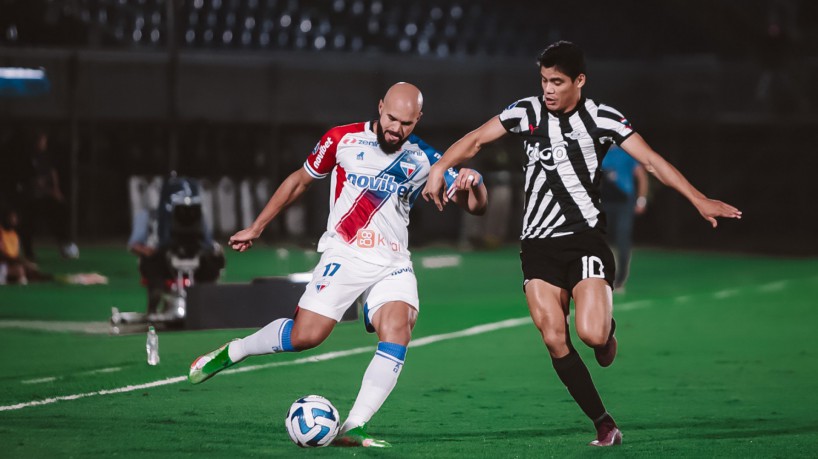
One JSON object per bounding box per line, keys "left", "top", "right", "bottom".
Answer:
{"left": 520, "top": 229, "right": 616, "bottom": 293}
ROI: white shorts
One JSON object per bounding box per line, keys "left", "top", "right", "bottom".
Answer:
{"left": 298, "top": 249, "right": 419, "bottom": 324}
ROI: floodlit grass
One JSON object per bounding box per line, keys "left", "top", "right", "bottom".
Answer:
{"left": 1, "top": 245, "right": 816, "bottom": 457}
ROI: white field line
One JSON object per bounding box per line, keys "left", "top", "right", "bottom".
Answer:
{"left": 21, "top": 367, "right": 124, "bottom": 385}
{"left": 0, "top": 277, "right": 803, "bottom": 412}
{"left": 758, "top": 280, "right": 788, "bottom": 292}
{"left": 21, "top": 377, "right": 57, "bottom": 385}
{"left": 1, "top": 316, "right": 533, "bottom": 412}
{"left": 0, "top": 320, "right": 110, "bottom": 334}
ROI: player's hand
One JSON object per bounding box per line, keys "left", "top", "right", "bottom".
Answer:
{"left": 422, "top": 165, "right": 447, "bottom": 211}
{"left": 634, "top": 196, "right": 647, "bottom": 215}
{"left": 454, "top": 168, "right": 483, "bottom": 191}
{"left": 228, "top": 227, "right": 261, "bottom": 252}
{"left": 695, "top": 198, "right": 742, "bottom": 228}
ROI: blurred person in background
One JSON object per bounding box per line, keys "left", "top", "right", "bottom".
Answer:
{"left": 13, "top": 131, "right": 79, "bottom": 260}
{"left": 0, "top": 203, "right": 52, "bottom": 285}
{"left": 600, "top": 145, "right": 648, "bottom": 293}
{"left": 127, "top": 175, "right": 224, "bottom": 321}
{"left": 423, "top": 41, "right": 742, "bottom": 447}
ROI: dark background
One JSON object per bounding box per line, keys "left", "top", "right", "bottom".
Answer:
{"left": 1, "top": 0, "right": 816, "bottom": 255}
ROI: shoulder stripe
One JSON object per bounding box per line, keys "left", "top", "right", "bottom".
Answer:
{"left": 407, "top": 134, "right": 442, "bottom": 165}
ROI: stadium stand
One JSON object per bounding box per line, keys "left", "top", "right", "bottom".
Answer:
{"left": 3, "top": 0, "right": 817, "bottom": 59}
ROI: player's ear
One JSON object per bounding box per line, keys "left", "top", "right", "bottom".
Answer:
{"left": 575, "top": 74, "right": 586, "bottom": 89}
{"left": 416, "top": 111, "right": 423, "bottom": 123}
{"left": 378, "top": 99, "right": 384, "bottom": 115}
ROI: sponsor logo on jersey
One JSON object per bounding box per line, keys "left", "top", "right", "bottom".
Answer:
{"left": 312, "top": 137, "right": 334, "bottom": 168}
{"left": 344, "top": 137, "right": 379, "bottom": 147}
{"left": 316, "top": 280, "right": 330, "bottom": 292}
{"left": 355, "top": 228, "right": 402, "bottom": 252}
{"left": 346, "top": 173, "right": 416, "bottom": 198}
{"left": 390, "top": 267, "right": 414, "bottom": 276}
{"left": 525, "top": 140, "right": 568, "bottom": 171}
{"left": 566, "top": 130, "right": 584, "bottom": 140}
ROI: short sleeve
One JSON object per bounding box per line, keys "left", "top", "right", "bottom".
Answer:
{"left": 498, "top": 97, "right": 540, "bottom": 134}
{"left": 596, "top": 104, "right": 635, "bottom": 145}
{"left": 304, "top": 129, "right": 342, "bottom": 179}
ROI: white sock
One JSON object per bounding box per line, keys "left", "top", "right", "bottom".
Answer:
{"left": 342, "top": 342, "right": 407, "bottom": 433}
{"left": 228, "top": 318, "right": 294, "bottom": 362}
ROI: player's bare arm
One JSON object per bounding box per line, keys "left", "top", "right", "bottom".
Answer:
{"left": 634, "top": 165, "right": 649, "bottom": 215}
{"left": 620, "top": 133, "right": 742, "bottom": 228}
{"left": 449, "top": 167, "right": 488, "bottom": 215}
{"left": 228, "top": 168, "right": 315, "bottom": 252}
{"left": 423, "top": 116, "right": 508, "bottom": 210}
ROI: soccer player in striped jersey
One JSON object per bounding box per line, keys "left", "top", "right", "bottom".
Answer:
{"left": 422, "top": 41, "right": 742, "bottom": 447}
{"left": 188, "top": 82, "right": 487, "bottom": 448}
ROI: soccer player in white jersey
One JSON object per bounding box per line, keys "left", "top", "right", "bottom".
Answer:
{"left": 422, "top": 41, "right": 742, "bottom": 447}
{"left": 188, "top": 82, "right": 488, "bottom": 448}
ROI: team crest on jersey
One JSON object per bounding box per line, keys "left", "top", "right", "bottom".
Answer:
{"left": 315, "top": 280, "right": 330, "bottom": 293}
{"left": 400, "top": 161, "right": 418, "bottom": 177}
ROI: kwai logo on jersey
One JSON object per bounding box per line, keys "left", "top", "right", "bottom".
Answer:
{"left": 525, "top": 140, "right": 568, "bottom": 171}
{"left": 399, "top": 161, "right": 418, "bottom": 178}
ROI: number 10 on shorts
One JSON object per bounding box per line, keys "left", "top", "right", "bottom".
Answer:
{"left": 582, "top": 255, "right": 605, "bottom": 279}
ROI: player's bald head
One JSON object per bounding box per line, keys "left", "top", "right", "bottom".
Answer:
{"left": 376, "top": 82, "right": 424, "bottom": 153}
{"left": 382, "top": 82, "right": 423, "bottom": 115}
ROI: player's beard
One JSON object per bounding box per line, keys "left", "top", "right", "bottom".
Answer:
{"left": 376, "top": 122, "right": 403, "bottom": 154}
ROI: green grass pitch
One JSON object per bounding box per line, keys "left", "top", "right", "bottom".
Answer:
{"left": 1, "top": 245, "right": 817, "bottom": 457}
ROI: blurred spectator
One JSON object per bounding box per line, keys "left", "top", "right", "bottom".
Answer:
{"left": 127, "top": 175, "right": 224, "bottom": 319}
{"left": 14, "top": 131, "right": 79, "bottom": 260}
{"left": 601, "top": 146, "right": 648, "bottom": 292}
{"left": 0, "top": 205, "right": 53, "bottom": 285}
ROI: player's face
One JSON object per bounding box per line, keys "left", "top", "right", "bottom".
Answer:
{"left": 540, "top": 66, "right": 585, "bottom": 113}
{"left": 377, "top": 99, "right": 421, "bottom": 153}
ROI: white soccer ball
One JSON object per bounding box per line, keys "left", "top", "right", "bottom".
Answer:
{"left": 284, "top": 395, "right": 341, "bottom": 447}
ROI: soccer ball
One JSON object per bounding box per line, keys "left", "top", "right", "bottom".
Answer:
{"left": 284, "top": 395, "right": 340, "bottom": 447}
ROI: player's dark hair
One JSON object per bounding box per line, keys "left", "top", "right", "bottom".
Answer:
{"left": 537, "top": 41, "right": 586, "bottom": 81}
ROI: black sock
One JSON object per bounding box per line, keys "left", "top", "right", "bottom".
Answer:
{"left": 551, "top": 350, "right": 606, "bottom": 421}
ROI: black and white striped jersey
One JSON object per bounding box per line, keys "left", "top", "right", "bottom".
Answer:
{"left": 499, "top": 96, "right": 635, "bottom": 239}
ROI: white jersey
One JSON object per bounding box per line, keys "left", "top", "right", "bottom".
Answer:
{"left": 303, "top": 121, "right": 458, "bottom": 265}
